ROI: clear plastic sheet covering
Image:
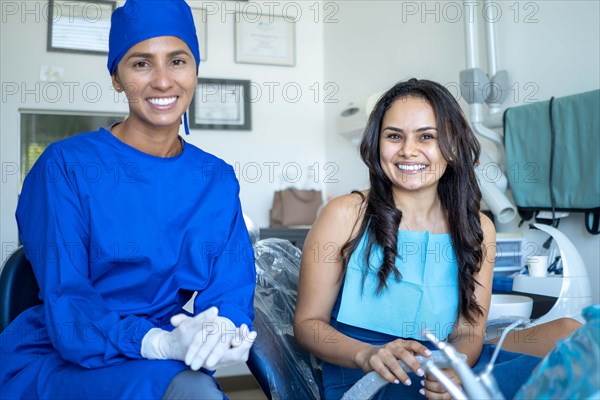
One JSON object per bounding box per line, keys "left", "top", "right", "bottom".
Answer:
{"left": 515, "top": 304, "right": 600, "bottom": 400}
{"left": 251, "top": 238, "right": 323, "bottom": 399}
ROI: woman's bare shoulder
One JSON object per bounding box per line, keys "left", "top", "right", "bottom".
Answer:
{"left": 323, "top": 191, "right": 367, "bottom": 221}
{"left": 479, "top": 212, "right": 496, "bottom": 242}
{"left": 311, "top": 191, "right": 367, "bottom": 243}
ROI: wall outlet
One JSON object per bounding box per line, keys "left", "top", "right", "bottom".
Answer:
{"left": 40, "top": 66, "right": 64, "bottom": 82}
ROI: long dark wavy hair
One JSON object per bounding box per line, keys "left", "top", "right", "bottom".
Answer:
{"left": 341, "top": 78, "right": 485, "bottom": 323}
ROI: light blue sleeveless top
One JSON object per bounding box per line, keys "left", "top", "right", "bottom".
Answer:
{"left": 335, "top": 230, "right": 459, "bottom": 341}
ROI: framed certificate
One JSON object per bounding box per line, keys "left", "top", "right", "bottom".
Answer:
{"left": 234, "top": 13, "right": 295, "bottom": 67}
{"left": 47, "top": 0, "right": 116, "bottom": 55}
{"left": 191, "top": 7, "right": 208, "bottom": 61}
{"left": 189, "top": 78, "right": 252, "bottom": 131}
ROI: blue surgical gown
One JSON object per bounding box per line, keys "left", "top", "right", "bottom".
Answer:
{"left": 0, "top": 128, "right": 256, "bottom": 399}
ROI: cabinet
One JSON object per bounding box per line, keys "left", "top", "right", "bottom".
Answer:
{"left": 493, "top": 235, "right": 525, "bottom": 293}
{"left": 495, "top": 236, "right": 525, "bottom": 275}
{"left": 258, "top": 228, "right": 310, "bottom": 250}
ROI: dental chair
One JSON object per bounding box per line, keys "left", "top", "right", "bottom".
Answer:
{"left": 248, "top": 238, "right": 599, "bottom": 400}
{"left": 0, "top": 246, "right": 41, "bottom": 333}
{"left": 247, "top": 238, "right": 324, "bottom": 399}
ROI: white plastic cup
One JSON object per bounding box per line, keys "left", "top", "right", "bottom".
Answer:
{"left": 526, "top": 255, "right": 549, "bottom": 277}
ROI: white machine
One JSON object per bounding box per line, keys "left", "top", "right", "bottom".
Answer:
{"left": 337, "top": 93, "right": 381, "bottom": 145}
{"left": 513, "top": 223, "right": 592, "bottom": 324}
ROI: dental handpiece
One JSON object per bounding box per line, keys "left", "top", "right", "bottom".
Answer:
{"left": 424, "top": 331, "right": 492, "bottom": 400}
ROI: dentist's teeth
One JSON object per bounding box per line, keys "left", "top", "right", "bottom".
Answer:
{"left": 398, "top": 164, "right": 426, "bottom": 171}
{"left": 148, "top": 97, "right": 176, "bottom": 106}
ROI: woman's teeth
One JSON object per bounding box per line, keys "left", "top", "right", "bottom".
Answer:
{"left": 398, "top": 164, "right": 426, "bottom": 171}
{"left": 148, "top": 97, "right": 177, "bottom": 106}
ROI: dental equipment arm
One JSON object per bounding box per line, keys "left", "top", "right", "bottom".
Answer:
{"left": 423, "top": 320, "right": 528, "bottom": 400}
{"left": 486, "top": 320, "right": 524, "bottom": 371}
{"left": 424, "top": 331, "right": 492, "bottom": 400}
{"left": 421, "top": 359, "right": 468, "bottom": 400}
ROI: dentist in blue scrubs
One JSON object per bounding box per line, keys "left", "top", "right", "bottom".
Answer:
{"left": 0, "top": 1, "right": 256, "bottom": 398}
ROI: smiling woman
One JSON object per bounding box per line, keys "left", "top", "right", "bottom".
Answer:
{"left": 293, "top": 79, "right": 546, "bottom": 400}
{"left": 378, "top": 97, "right": 448, "bottom": 203}
{"left": 0, "top": 1, "right": 257, "bottom": 399}
{"left": 110, "top": 36, "right": 198, "bottom": 157}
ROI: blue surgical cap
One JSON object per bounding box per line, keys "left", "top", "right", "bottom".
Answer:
{"left": 107, "top": 0, "right": 201, "bottom": 75}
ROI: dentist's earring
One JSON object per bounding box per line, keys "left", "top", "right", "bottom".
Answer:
{"left": 112, "top": 76, "right": 124, "bottom": 93}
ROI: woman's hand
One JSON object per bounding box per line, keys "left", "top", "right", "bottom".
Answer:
{"left": 420, "top": 368, "right": 461, "bottom": 399}
{"left": 354, "top": 339, "right": 432, "bottom": 386}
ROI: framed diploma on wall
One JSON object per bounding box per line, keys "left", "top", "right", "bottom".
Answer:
{"left": 47, "top": 0, "right": 116, "bottom": 55}
{"left": 189, "top": 78, "right": 252, "bottom": 131}
{"left": 191, "top": 7, "right": 208, "bottom": 61}
{"left": 234, "top": 13, "right": 295, "bottom": 67}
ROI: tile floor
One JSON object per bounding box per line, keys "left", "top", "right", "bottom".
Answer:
{"left": 219, "top": 375, "right": 267, "bottom": 400}
{"left": 224, "top": 388, "right": 268, "bottom": 400}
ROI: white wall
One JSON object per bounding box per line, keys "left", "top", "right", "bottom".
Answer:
{"left": 322, "top": 0, "right": 599, "bottom": 303}
{"left": 0, "top": 1, "right": 326, "bottom": 261}
{"left": 322, "top": 0, "right": 470, "bottom": 198}
{"left": 185, "top": 1, "right": 327, "bottom": 229}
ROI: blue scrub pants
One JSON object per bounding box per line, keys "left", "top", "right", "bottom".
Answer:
{"left": 163, "top": 369, "right": 224, "bottom": 400}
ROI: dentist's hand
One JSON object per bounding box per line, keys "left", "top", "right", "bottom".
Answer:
{"left": 178, "top": 312, "right": 236, "bottom": 370}
{"left": 202, "top": 323, "right": 258, "bottom": 370}
{"left": 180, "top": 311, "right": 257, "bottom": 371}
{"left": 141, "top": 306, "right": 219, "bottom": 361}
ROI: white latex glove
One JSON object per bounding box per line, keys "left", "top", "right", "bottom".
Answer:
{"left": 181, "top": 313, "right": 238, "bottom": 370}
{"left": 141, "top": 306, "right": 218, "bottom": 361}
{"left": 203, "top": 323, "right": 258, "bottom": 370}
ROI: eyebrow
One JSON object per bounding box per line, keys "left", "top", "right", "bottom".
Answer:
{"left": 126, "top": 50, "right": 191, "bottom": 60}
{"left": 382, "top": 126, "right": 438, "bottom": 133}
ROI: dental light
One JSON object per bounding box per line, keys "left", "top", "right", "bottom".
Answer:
{"left": 337, "top": 93, "right": 381, "bottom": 145}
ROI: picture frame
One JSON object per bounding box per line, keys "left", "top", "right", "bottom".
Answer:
{"left": 191, "top": 7, "right": 208, "bottom": 61}
{"left": 189, "top": 78, "right": 252, "bottom": 131}
{"left": 47, "top": 0, "right": 116, "bottom": 55}
{"left": 234, "top": 13, "right": 295, "bottom": 67}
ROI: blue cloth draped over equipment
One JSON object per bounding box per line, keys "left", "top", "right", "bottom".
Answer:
{"left": 516, "top": 304, "right": 600, "bottom": 399}
{"left": 504, "top": 89, "right": 600, "bottom": 233}
{"left": 0, "top": 129, "right": 255, "bottom": 399}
